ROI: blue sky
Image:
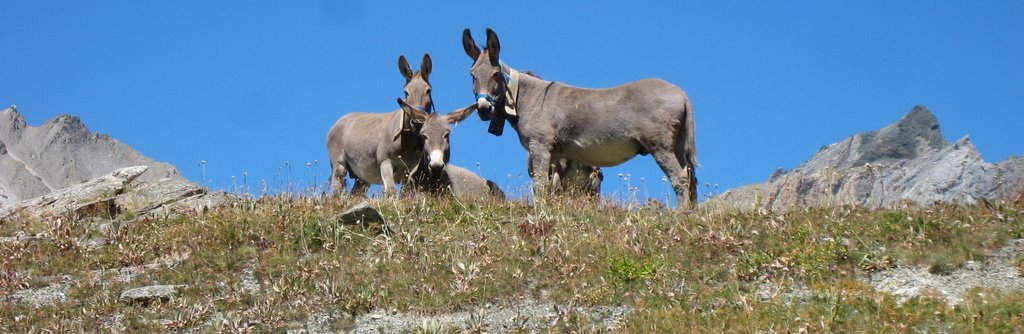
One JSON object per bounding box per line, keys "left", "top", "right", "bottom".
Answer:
{"left": 2, "top": 1, "right": 1022, "bottom": 201}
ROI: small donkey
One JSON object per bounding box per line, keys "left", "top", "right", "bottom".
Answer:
{"left": 550, "top": 159, "right": 603, "bottom": 197}
{"left": 326, "top": 53, "right": 436, "bottom": 196}
{"left": 396, "top": 99, "right": 505, "bottom": 201}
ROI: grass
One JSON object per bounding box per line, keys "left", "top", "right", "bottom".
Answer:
{"left": 1, "top": 193, "right": 1022, "bottom": 332}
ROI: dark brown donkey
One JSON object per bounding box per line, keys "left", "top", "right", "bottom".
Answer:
{"left": 462, "top": 28, "right": 698, "bottom": 208}
{"left": 326, "top": 53, "right": 436, "bottom": 196}
{"left": 395, "top": 99, "right": 505, "bottom": 201}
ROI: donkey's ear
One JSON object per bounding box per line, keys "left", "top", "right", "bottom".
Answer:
{"left": 398, "top": 54, "right": 414, "bottom": 82}
{"left": 395, "top": 98, "right": 425, "bottom": 140}
{"left": 485, "top": 28, "right": 500, "bottom": 64}
{"left": 420, "top": 53, "right": 432, "bottom": 82}
{"left": 397, "top": 98, "right": 429, "bottom": 124}
{"left": 444, "top": 103, "right": 478, "bottom": 124}
{"left": 462, "top": 28, "right": 481, "bottom": 60}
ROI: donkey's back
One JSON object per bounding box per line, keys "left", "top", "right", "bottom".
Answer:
{"left": 326, "top": 109, "right": 418, "bottom": 189}
{"left": 444, "top": 165, "right": 505, "bottom": 201}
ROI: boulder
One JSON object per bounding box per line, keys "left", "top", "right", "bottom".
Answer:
{"left": 336, "top": 201, "right": 384, "bottom": 226}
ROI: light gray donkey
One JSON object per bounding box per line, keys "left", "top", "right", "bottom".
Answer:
{"left": 326, "top": 53, "right": 436, "bottom": 196}
{"left": 462, "top": 28, "right": 697, "bottom": 208}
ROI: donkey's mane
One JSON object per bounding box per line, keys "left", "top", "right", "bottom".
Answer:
{"left": 520, "top": 70, "right": 542, "bottom": 79}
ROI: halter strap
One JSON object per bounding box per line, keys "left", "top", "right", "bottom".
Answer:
{"left": 501, "top": 61, "right": 520, "bottom": 117}
{"left": 407, "top": 102, "right": 434, "bottom": 114}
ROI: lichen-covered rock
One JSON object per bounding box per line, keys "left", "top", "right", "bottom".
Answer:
{"left": 116, "top": 177, "right": 235, "bottom": 217}
{"left": 0, "top": 165, "right": 148, "bottom": 220}
{"left": 119, "top": 284, "right": 184, "bottom": 305}
{"left": 715, "top": 106, "right": 1024, "bottom": 210}
{"left": 1, "top": 165, "right": 236, "bottom": 222}
{"left": 865, "top": 239, "right": 1024, "bottom": 305}
{"left": 9, "top": 280, "right": 71, "bottom": 307}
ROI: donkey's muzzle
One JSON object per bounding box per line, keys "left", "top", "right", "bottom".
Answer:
{"left": 476, "top": 97, "right": 494, "bottom": 116}
{"left": 428, "top": 150, "right": 446, "bottom": 172}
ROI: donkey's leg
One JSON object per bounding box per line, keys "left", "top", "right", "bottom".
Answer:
{"left": 379, "top": 159, "right": 398, "bottom": 197}
{"left": 527, "top": 142, "right": 553, "bottom": 198}
{"left": 331, "top": 158, "right": 348, "bottom": 197}
{"left": 675, "top": 142, "right": 698, "bottom": 209}
{"left": 651, "top": 148, "right": 692, "bottom": 210}
{"left": 351, "top": 179, "right": 370, "bottom": 197}
{"left": 550, "top": 165, "right": 564, "bottom": 194}
{"left": 677, "top": 100, "right": 699, "bottom": 208}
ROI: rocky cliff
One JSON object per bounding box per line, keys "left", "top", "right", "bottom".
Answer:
{"left": 716, "top": 106, "right": 1024, "bottom": 210}
{"left": 0, "top": 105, "right": 182, "bottom": 208}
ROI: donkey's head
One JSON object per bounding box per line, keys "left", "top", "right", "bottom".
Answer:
{"left": 462, "top": 28, "right": 505, "bottom": 119}
{"left": 398, "top": 53, "right": 434, "bottom": 113}
{"left": 397, "top": 99, "right": 476, "bottom": 174}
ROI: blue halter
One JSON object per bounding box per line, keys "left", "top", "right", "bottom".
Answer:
{"left": 475, "top": 92, "right": 498, "bottom": 103}
{"left": 473, "top": 60, "right": 513, "bottom": 104}
{"left": 409, "top": 102, "right": 434, "bottom": 113}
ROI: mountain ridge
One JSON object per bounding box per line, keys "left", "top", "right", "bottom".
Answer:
{"left": 0, "top": 105, "right": 184, "bottom": 208}
{"left": 715, "top": 105, "right": 1024, "bottom": 210}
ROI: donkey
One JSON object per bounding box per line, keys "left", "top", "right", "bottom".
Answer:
{"left": 551, "top": 159, "right": 603, "bottom": 197}
{"left": 326, "top": 53, "right": 436, "bottom": 196}
{"left": 512, "top": 70, "right": 603, "bottom": 198}
{"left": 462, "top": 28, "right": 698, "bottom": 208}
{"left": 396, "top": 99, "right": 505, "bottom": 201}
{"left": 527, "top": 157, "right": 602, "bottom": 197}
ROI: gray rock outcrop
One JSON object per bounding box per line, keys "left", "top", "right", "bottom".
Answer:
{"left": 0, "top": 166, "right": 234, "bottom": 222}
{"left": 0, "top": 105, "right": 182, "bottom": 208}
{"left": 715, "top": 106, "right": 1024, "bottom": 210}
{"left": 0, "top": 165, "right": 148, "bottom": 220}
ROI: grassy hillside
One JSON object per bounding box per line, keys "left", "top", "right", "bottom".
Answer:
{"left": 2, "top": 194, "right": 1023, "bottom": 332}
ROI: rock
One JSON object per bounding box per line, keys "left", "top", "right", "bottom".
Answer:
{"left": 116, "top": 177, "right": 236, "bottom": 217}
{"left": 92, "top": 251, "right": 191, "bottom": 283}
{"left": 115, "top": 177, "right": 203, "bottom": 213}
{"left": 336, "top": 201, "right": 384, "bottom": 226}
{"left": 119, "top": 284, "right": 184, "bottom": 305}
{"left": 0, "top": 231, "right": 53, "bottom": 245}
{"left": 714, "top": 106, "right": 1024, "bottom": 210}
{"left": 0, "top": 166, "right": 236, "bottom": 223}
{"left": 348, "top": 298, "right": 632, "bottom": 333}
{"left": 0, "top": 165, "right": 148, "bottom": 220}
{"left": 865, "top": 239, "right": 1024, "bottom": 305}
{"left": 0, "top": 106, "right": 183, "bottom": 209}
{"left": 150, "top": 189, "right": 235, "bottom": 216}
{"left": 9, "top": 280, "right": 71, "bottom": 307}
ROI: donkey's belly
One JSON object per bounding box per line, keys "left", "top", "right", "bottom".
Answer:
{"left": 349, "top": 159, "right": 383, "bottom": 184}
{"left": 560, "top": 138, "right": 640, "bottom": 167}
